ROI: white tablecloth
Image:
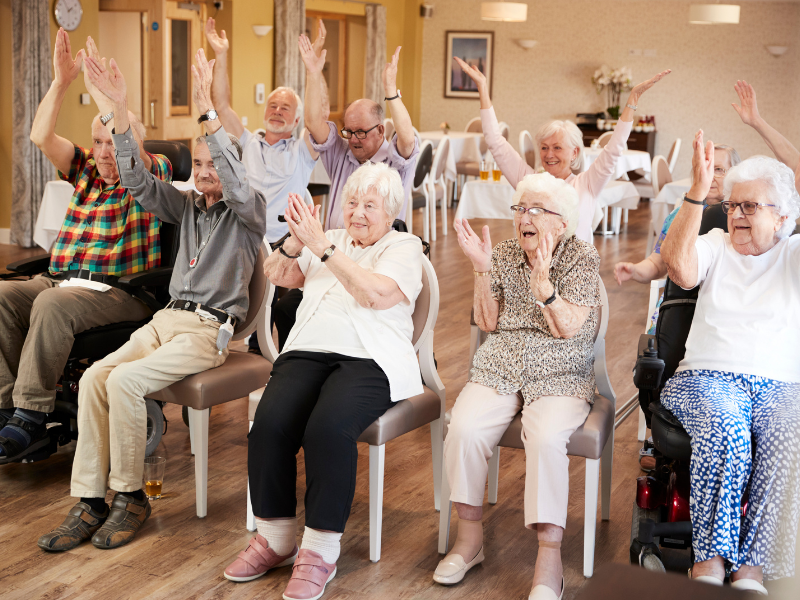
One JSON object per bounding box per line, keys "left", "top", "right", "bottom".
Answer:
{"left": 308, "top": 159, "right": 331, "bottom": 185}
{"left": 652, "top": 177, "right": 691, "bottom": 234}
{"left": 419, "top": 131, "right": 483, "bottom": 182}
{"left": 582, "top": 148, "right": 651, "bottom": 180}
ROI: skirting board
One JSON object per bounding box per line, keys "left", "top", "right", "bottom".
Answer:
{"left": 0, "top": 229, "right": 9, "bottom": 244}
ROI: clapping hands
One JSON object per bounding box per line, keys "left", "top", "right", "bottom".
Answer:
{"left": 285, "top": 194, "right": 326, "bottom": 254}
{"left": 53, "top": 28, "right": 84, "bottom": 87}
{"left": 191, "top": 48, "right": 216, "bottom": 114}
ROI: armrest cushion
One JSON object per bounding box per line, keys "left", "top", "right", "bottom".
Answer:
{"left": 5, "top": 253, "right": 51, "bottom": 275}
{"left": 119, "top": 267, "right": 173, "bottom": 288}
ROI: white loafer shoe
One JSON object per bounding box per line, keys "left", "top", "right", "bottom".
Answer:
{"left": 529, "top": 578, "right": 564, "bottom": 600}
{"left": 433, "top": 547, "right": 485, "bottom": 585}
{"left": 731, "top": 579, "right": 768, "bottom": 595}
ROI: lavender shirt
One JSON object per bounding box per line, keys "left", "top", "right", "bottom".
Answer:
{"left": 309, "top": 121, "right": 419, "bottom": 230}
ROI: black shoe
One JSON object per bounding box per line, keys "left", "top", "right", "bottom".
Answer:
{"left": 38, "top": 502, "right": 110, "bottom": 552}
{"left": 91, "top": 492, "right": 152, "bottom": 549}
{"left": 0, "top": 417, "right": 49, "bottom": 465}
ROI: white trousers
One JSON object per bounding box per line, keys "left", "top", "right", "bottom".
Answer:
{"left": 445, "top": 382, "right": 590, "bottom": 529}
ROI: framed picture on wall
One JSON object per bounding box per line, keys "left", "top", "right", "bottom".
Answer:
{"left": 445, "top": 31, "right": 494, "bottom": 99}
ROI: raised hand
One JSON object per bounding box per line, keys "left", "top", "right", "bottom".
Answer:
{"left": 454, "top": 56, "right": 487, "bottom": 93}
{"left": 191, "top": 48, "right": 215, "bottom": 114}
{"left": 84, "top": 56, "right": 127, "bottom": 106}
{"left": 53, "top": 28, "right": 84, "bottom": 87}
{"left": 689, "top": 129, "right": 714, "bottom": 200}
{"left": 530, "top": 233, "right": 555, "bottom": 301}
{"left": 383, "top": 46, "right": 401, "bottom": 96}
{"left": 731, "top": 80, "right": 761, "bottom": 127}
{"left": 299, "top": 34, "right": 326, "bottom": 74}
{"left": 205, "top": 17, "right": 229, "bottom": 55}
{"left": 614, "top": 262, "right": 635, "bottom": 286}
{"left": 285, "top": 194, "right": 326, "bottom": 254}
{"left": 311, "top": 19, "right": 326, "bottom": 57}
{"left": 627, "top": 69, "right": 672, "bottom": 106}
{"left": 454, "top": 218, "right": 492, "bottom": 273}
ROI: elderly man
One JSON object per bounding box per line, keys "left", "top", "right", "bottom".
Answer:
{"left": 0, "top": 30, "right": 171, "bottom": 464}
{"left": 37, "top": 48, "right": 265, "bottom": 552}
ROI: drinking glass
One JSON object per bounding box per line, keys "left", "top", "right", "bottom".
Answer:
{"left": 492, "top": 165, "right": 502, "bottom": 182}
{"left": 479, "top": 160, "right": 489, "bottom": 181}
{"left": 144, "top": 456, "right": 166, "bottom": 499}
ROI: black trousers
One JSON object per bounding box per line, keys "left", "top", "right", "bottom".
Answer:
{"left": 248, "top": 351, "right": 393, "bottom": 532}
{"left": 273, "top": 288, "right": 303, "bottom": 351}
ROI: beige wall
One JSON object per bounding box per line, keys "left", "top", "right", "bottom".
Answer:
{"left": 229, "top": 0, "right": 273, "bottom": 131}
{"left": 0, "top": 0, "right": 11, "bottom": 230}
{"left": 98, "top": 11, "right": 143, "bottom": 120}
{"left": 420, "top": 0, "right": 800, "bottom": 179}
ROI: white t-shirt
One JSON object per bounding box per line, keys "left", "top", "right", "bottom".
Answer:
{"left": 283, "top": 229, "right": 424, "bottom": 401}
{"left": 678, "top": 229, "right": 800, "bottom": 382}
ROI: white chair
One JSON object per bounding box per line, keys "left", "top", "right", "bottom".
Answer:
{"left": 667, "top": 138, "right": 681, "bottom": 174}
{"left": 383, "top": 118, "right": 395, "bottom": 142}
{"left": 519, "top": 129, "right": 536, "bottom": 170}
{"left": 429, "top": 136, "right": 451, "bottom": 240}
{"left": 408, "top": 140, "right": 434, "bottom": 241}
{"left": 464, "top": 116, "right": 482, "bottom": 134}
{"left": 596, "top": 131, "right": 614, "bottom": 148}
{"left": 497, "top": 121, "right": 510, "bottom": 141}
{"left": 439, "top": 279, "right": 616, "bottom": 578}
{"left": 644, "top": 156, "right": 673, "bottom": 256}
{"left": 246, "top": 255, "right": 446, "bottom": 563}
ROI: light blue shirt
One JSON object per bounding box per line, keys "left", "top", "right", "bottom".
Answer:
{"left": 240, "top": 129, "right": 317, "bottom": 243}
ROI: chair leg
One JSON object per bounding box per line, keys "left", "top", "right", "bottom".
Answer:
{"left": 188, "top": 407, "right": 209, "bottom": 519}
{"left": 637, "top": 407, "right": 648, "bottom": 442}
{"left": 438, "top": 457, "right": 452, "bottom": 554}
{"left": 430, "top": 419, "right": 443, "bottom": 512}
{"left": 189, "top": 411, "right": 196, "bottom": 456}
{"left": 612, "top": 207, "right": 622, "bottom": 234}
{"left": 601, "top": 431, "right": 614, "bottom": 522}
{"left": 423, "top": 199, "right": 430, "bottom": 243}
{"left": 369, "top": 444, "right": 385, "bottom": 562}
{"left": 584, "top": 457, "right": 600, "bottom": 578}
{"left": 246, "top": 420, "right": 256, "bottom": 531}
{"left": 429, "top": 183, "right": 437, "bottom": 242}
{"left": 487, "top": 446, "right": 500, "bottom": 505}
{"left": 623, "top": 208, "right": 629, "bottom": 224}
{"left": 440, "top": 185, "right": 448, "bottom": 236}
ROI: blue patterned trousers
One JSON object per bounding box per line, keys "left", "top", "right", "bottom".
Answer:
{"left": 661, "top": 370, "right": 800, "bottom": 580}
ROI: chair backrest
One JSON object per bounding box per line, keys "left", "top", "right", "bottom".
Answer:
{"left": 233, "top": 241, "right": 274, "bottom": 340}
{"left": 383, "top": 118, "right": 395, "bottom": 142}
{"left": 411, "top": 254, "right": 439, "bottom": 352}
{"left": 596, "top": 131, "right": 614, "bottom": 148}
{"left": 431, "top": 137, "right": 450, "bottom": 182}
{"left": 498, "top": 121, "right": 510, "bottom": 141}
{"left": 592, "top": 278, "right": 615, "bottom": 402}
{"left": 519, "top": 130, "right": 536, "bottom": 170}
{"left": 412, "top": 126, "right": 422, "bottom": 150}
{"left": 651, "top": 155, "right": 672, "bottom": 198}
{"left": 667, "top": 138, "right": 681, "bottom": 174}
{"left": 143, "top": 140, "right": 192, "bottom": 182}
{"left": 414, "top": 141, "right": 434, "bottom": 189}
{"left": 464, "top": 117, "right": 487, "bottom": 155}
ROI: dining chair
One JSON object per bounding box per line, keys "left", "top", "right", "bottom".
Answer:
{"left": 667, "top": 138, "right": 681, "bottom": 174}
{"left": 519, "top": 130, "right": 536, "bottom": 170}
{"left": 456, "top": 118, "right": 488, "bottom": 191}
{"left": 439, "top": 279, "right": 616, "bottom": 578}
{"left": 408, "top": 140, "right": 434, "bottom": 241}
{"left": 429, "top": 137, "right": 451, "bottom": 240}
{"left": 644, "top": 155, "right": 673, "bottom": 256}
{"left": 498, "top": 121, "right": 510, "bottom": 141}
{"left": 246, "top": 255, "right": 446, "bottom": 563}
{"left": 596, "top": 131, "right": 614, "bottom": 148}
{"left": 383, "top": 118, "right": 395, "bottom": 142}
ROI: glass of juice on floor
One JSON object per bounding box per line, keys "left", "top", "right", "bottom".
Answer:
{"left": 144, "top": 456, "right": 166, "bottom": 499}
{"left": 479, "top": 160, "right": 489, "bottom": 181}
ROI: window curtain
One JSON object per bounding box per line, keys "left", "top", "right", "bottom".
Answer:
{"left": 274, "top": 0, "right": 306, "bottom": 121}
{"left": 11, "top": 0, "right": 54, "bottom": 247}
{"left": 364, "top": 4, "right": 387, "bottom": 113}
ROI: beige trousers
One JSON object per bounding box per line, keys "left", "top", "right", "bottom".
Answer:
{"left": 71, "top": 309, "right": 228, "bottom": 497}
{"left": 445, "top": 382, "right": 591, "bottom": 529}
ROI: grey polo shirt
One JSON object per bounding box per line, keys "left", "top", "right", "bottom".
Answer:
{"left": 112, "top": 125, "right": 267, "bottom": 322}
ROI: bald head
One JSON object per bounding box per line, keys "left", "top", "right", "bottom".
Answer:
{"left": 343, "top": 99, "right": 385, "bottom": 163}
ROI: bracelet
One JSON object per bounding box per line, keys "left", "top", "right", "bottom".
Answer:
{"left": 100, "top": 111, "right": 114, "bottom": 125}
{"left": 682, "top": 194, "right": 705, "bottom": 206}
{"left": 279, "top": 246, "right": 302, "bottom": 259}
{"left": 474, "top": 270, "right": 490, "bottom": 276}
{"left": 384, "top": 91, "right": 401, "bottom": 101}
{"left": 626, "top": 103, "right": 638, "bottom": 111}
{"left": 535, "top": 289, "right": 558, "bottom": 309}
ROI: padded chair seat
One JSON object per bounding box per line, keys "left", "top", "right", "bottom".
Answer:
{"left": 412, "top": 191, "right": 427, "bottom": 210}
{"left": 149, "top": 351, "right": 272, "bottom": 410}
{"left": 443, "top": 393, "right": 614, "bottom": 461}
{"left": 357, "top": 386, "right": 441, "bottom": 446}
{"left": 650, "top": 402, "right": 692, "bottom": 461}
{"left": 456, "top": 161, "right": 480, "bottom": 177}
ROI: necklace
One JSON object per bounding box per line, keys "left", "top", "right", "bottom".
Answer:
{"left": 189, "top": 208, "right": 223, "bottom": 268}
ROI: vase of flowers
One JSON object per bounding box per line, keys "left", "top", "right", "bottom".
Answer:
{"left": 439, "top": 121, "right": 451, "bottom": 134}
{"left": 592, "top": 65, "right": 633, "bottom": 120}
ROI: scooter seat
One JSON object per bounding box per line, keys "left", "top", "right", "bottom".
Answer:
{"left": 650, "top": 402, "right": 692, "bottom": 461}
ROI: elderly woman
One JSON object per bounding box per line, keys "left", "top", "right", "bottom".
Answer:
{"left": 661, "top": 131, "right": 800, "bottom": 592}
{"left": 436, "top": 173, "right": 601, "bottom": 600}
{"left": 225, "top": 163, "right": 423, "bottom": 600}
{"left": 455, "top": 59, "right": 670, "bottom": 242}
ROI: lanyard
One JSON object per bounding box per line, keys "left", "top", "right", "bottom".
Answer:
{"left": 189, "top": 208, "right": 223, "bottom": 269}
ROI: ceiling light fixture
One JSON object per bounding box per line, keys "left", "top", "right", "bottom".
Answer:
{"left": 481, "top": 2, "right": 528, "bottom": 22}
{"left": 689, "top": 4, "right": 740, "bottom": 24}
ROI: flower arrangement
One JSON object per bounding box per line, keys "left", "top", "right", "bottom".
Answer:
{"left": 592, "top": 65, "right": 633, "bottom": 120}
{"left": 439, "top": 121, "right": 451, "bottom": 133}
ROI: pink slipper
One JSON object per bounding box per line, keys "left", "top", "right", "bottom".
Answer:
{"left": 224, "top": 534, "right": 298, "bottom": 582}
{"left": 282, "top": 549, "right": 337, "bottom": 600}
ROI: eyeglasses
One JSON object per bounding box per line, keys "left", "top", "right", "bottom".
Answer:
{"left": 720, "top": 201, "right": 776, "bottom": 215}
{"left": 340, "top": 124, "right": 381, "bottom": 140}
{"left": 713, "top": 167, "right": 729, "bottom": 179}
{"left": 510, "top": 205, "right": 562, "bottom": 218}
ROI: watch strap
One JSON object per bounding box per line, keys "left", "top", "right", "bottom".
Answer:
{"left": 197, "top": 110, "right": 218, "bottom": 125}
{"left": 682, "top": 194, "right": 705, "bottom": 206}
{"left": 279, "top": 245, "right": 301, "bottom": 259}
{"left": 384, "top": 91, "right": 401, "bottom": 101}
{"left": 535, "top": 289, "right": 557, "bottom": 309}
{"left": 320, "top": 244, "right": 336, "bottom": 263}
{"left": 100, "top": 111, "right": 114, "bottom": 125}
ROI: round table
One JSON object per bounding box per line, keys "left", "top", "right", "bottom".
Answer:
{"left": 419, "top": 131, "right": 484, "bottom": 182}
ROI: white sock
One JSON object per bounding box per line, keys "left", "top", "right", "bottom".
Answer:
{"left": 255, "top": 517, "right": 297, "bottom": 556}
{"left": 300, "top": 527, "right": 342, "bottom": 564}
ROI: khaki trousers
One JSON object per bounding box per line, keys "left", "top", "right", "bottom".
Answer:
{"left": 444, "top": 382, "right": 590, "bottom": 529}
{"left": 70, "top": 309, "right": 228, "bottom": 497}
{"left": 0, "top": 275, "right": 152, "bottom": 412}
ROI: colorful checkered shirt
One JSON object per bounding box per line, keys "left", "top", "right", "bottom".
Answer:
{"left": 49, "top": 145, "right": 172, "bottom": 277}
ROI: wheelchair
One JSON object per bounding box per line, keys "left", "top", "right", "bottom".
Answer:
{"left": 629, "top": 203, "right": 729, "bottom": 572}
{"left": 0, "top": 140, "right": 192, "bottom": 463}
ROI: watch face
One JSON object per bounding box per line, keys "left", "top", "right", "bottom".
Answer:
{"left": 207, "top": 110, "right": 218, "bottom": 120}
{"left": 54, "top": 0, "right": 83, "bottom": 32}
{"left": 324, "top": 247, "right": 334, "bottom": 256}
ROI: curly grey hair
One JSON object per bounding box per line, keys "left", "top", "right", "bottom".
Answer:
{"left": 340, "top": 162, "right": 404, "bottom": 220}
{"left": 512, "top": 172, "right": 580, "bottom": 239}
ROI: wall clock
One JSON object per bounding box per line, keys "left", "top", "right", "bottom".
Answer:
{"left": 54, "top": 0, "right": 83, "bottom": 32}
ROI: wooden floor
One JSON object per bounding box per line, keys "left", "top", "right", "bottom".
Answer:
{"left": 0, "top": 203, "right": 796, "bottom": 600}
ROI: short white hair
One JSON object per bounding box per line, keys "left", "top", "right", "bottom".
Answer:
{"left": 535, "top": 119, "right": 585, "bottom": 173}
{"left": 340, "top": 162, "right": 404, "bottom": 220}
{"left": 268, "top": 86, "right": 303, "bottom": 122}
{"left": 512, "top": 172, "right": 580, "bottom": 239}
{"left": 723, "top": 156, "right": 800, "bottom": 240}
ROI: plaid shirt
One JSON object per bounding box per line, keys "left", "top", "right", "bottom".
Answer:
{"left": 49, "top": 145, "right": 172, "bottom": 277}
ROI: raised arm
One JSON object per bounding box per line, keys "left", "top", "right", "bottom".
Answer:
{"left": 263, "top": 193, "right": 310, "bottom": 289}
{"left": 618, "top": 69, "right": 671, "bottom": 122}
{"left": 661, "top": 130, "right": 714, "bottom": 289}
{"left": 733, "top": 80, "right": 800, "bottom": 170}
{"left": 614, "top": 252, "right": 667, "bottom": 286}
{"left": 454, "top": 218, "right": 499, "bottom": 332}
{"left": 30, "top": 28, "right": 85, "bottom": 174}
{"left": 204, "top": 17, "right": 244, "bottom": 138}
{"left": 383, "top": 47, "right": 415, "bottom": 159}
{"left": 299, "top": 34, "right": 330, "bottom": 144}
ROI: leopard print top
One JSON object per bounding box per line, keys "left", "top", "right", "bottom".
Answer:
{"left": 469, "top": 236, "right": 602, "bottom": 404}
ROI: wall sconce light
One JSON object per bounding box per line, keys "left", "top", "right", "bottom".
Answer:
{"left": 689, "top": 4, "right": 740, "bottom": 24}
{"left": 765, "top": 45, "right": 788, "bottom": 58}
{"left": 515, "top": 39, "right": 537, "bottom": 50}
{"left": 252, "top": 25, "right": 272, "bottom": 38}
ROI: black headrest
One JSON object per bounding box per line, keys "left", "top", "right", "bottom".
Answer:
{"left": 699, "top": 202, "right": 728, "bottom": 235}
{"left": 143, "top": 140, "right": 193, "bottom": 183}
{"left": 414, "top": 143, "right": 433, "bottom": 188}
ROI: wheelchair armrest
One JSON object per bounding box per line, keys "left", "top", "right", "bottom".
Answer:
{"left": 633, "top": 334, "right": 665, "bottom": 391}
{"left": 5, "top": 253, "right": 51, "bottom": 275}
{"left": 119, "top": 266, "right": 173, "bottom": 288}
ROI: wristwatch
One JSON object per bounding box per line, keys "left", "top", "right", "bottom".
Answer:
{"left": 320, "top": 244, "right": 336, "bottom": 263}
{"left": 384, "top": 90, "right": 402, "bottom": 101}
{"left": 197, "top": 109, "right": 218, "bottom": 125}
{"left": 100, "top": 111, "right": 114, "bottom": 125}
{"left": 535, "top": 289, "right": 557, "bottom": 309}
